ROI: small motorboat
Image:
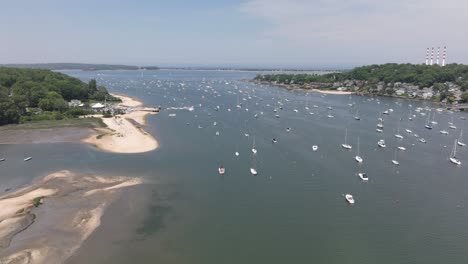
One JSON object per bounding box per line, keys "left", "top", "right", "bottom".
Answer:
{"left": 235, "top": 152, "right": 240, "bottom": 156}
{"left": 377, "top": 140, "right": 386, "bottom": 148}
{"left": 449, "top": 125, "right": 457, "bottom": 129}
{"left": 345, "top": 194, "right": 355, "bottom": 204}
{"left": 24, "top": 157, "right": 32, "bottom": 162}
{"left": 405, "top": 129, "right": 412, "bottom": 133}
{"left": 358, "top": 173, "right": 368, "bottom": 181}
{"left": 275, "top": 114, "right": 280, "bottom": 118}
{"left": 312, "top": 145, "right": 318, "bottom": 151}
{"left": 354, "top": 116, "right": 360, "bottom": 120}
{"left": 397, "top": 146, "right": 406, "bottom": 151}
{"left": 252, "top": 148, "right": 257, "bottom": 154}
{"left": 293, "top": 109, "right": 298, "bottom": 113}
{"left": 440, "top": 130, "right": 449, "bottom": 135}
{"left": 250, "top": 168, "right": 258, "bottom": 176}
{"left": 218, "top": 166, "right": 226, "bottom": 175}
{"left": 376, "top": 128, "right": 383, "bottom": 133}
{"left": 0, "top": 158, "right": 5, "bottom": 162}
{"left": 327, "top": 115, "right": 334, "bottom": 118}
{"left": 286, "top": 127, "right": 291, "bottom": 132}
{"left": 458, "top": 140, "right": 466, "bottom": 147}
{"left": 394, "top": 134, "right": 403, "bottom": 139}
{"left": 419, "top": 138, "right": 427, "bottom": 143}
{"left": 391, "top": 160, "right": 400, "bottom": 165}
{"left": 215, "top": 131, "right": 220, "bottom": 136}
{"left": 272, "top": 138, "right": 277, "bottom": 144}
{"left": 425, "top": 124, "right": 433, "bottom": 130}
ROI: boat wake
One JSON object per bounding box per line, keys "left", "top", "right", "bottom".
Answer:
{"left": 166, "top": 106, "right": 194, "bottom": 112}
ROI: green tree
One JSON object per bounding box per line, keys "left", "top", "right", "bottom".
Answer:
{"left": 38, "top": 91, "right": 68, "bottom": 112}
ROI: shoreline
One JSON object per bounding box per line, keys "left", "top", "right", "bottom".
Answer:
{"left": 0, "top": 170, "right": 143, "bottom": 264}
{"left": 83, "top": 93, "right": 159, "bottom": 153}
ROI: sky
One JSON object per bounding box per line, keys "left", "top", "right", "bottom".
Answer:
{"left": 1, "top": 0, "right": 467, "bottom": 68}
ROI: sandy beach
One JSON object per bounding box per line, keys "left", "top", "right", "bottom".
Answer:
{"left": 310, "top": 89, "right": 355, "bottom": 95}
{"left": 0, "top": 170, "right": 143, "bottom": 264}
{"left": 83, "top": 93, "right": 159, "bottom": 153}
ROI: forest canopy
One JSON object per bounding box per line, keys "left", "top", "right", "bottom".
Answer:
{"left": 255, "top": 63, "right": 468, "bottom": 89}
{"left": 0, "top": 67, "right": 116, "bottom": 125}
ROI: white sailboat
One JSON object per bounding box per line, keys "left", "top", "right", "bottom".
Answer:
{"left": 354, "top": 109, "right": 360, "bottom": 120}
{"left": 355, "top": 137, "right": 363, "bottom": 163}
{"left": 345, "top": 194, "right": 355, "bottom": 204}
{"left": 449, "top": 140, "right": 462, "bottom": 165}
{"left": 457, "top": 129, "right": 466, "bottom": 147}
{"left": 358, "top": 172, "right": 368, "bottom": 181}
{"left": 218, "top": 166, "right": 226, "bottom": 175}
{"left": 394, "top": 119, "right": 403, "bottom": 139}
{"left": 424, "top": 113, "right": 433, "bottom": 129}
{"left": 391, "top": 149, "right": 399, "bottom": 165}
{"left": 341, "top": 128, "right": 352, "bottom": 149}
{"left": 430, "top": 111, "right": 438, "bottom": 124}
{"left": 251, "top": 136, "right": 257, "bottom": 154}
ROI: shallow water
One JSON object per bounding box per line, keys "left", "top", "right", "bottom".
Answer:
{"left": 2, "top": 69, "right": 467, "bottom": 264}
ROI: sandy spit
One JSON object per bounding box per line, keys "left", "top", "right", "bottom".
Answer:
{"left": 0, "top": 170, "right": 143, "bottom": 264}
{"left": 83, "top": 93, "right": 159, "bottom": 153}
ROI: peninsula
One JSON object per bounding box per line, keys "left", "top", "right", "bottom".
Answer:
{"left": 253, "top": 63, "right": 468, "bottom": 104}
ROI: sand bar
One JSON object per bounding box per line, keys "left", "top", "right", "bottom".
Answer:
{"left": 0, "top": 170, "right": 143, "bottom": 264}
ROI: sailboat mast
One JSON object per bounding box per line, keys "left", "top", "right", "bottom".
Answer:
{"left": 345, "top": 128, "right": 348, "bottom": 145}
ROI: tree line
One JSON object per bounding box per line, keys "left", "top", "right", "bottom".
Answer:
{"left": 255, "top": 63, "right": 468, "bottom": 91}
{"left": 0, "top": 67, "right": 118, "bottom": 125}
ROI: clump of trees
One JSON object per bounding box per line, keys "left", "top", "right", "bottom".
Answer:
{"left": 0, "top": 67, "right": 118, "bottom": 125}
{"left": 255, "top": 63, "right": 468, "bottom": 91}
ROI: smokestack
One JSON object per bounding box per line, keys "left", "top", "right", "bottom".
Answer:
{"left": 436, "top": 47, "right": 440, "bottom": 65}
{"left": 442, "top": 46, "right": 446, "bottom": 66}
{"left": 425, "top": 48, "right": 429, "bottom": 65}
{"left": 430, "top": 47, "right": 434, "bottom": 65}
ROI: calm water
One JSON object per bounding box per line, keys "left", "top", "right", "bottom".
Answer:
{"left": 2, "top": 69, "right": 468, "bottom": 264}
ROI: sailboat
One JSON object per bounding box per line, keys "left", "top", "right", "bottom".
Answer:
{"left": 448, "top": 117, "right": 456, "bottom": 129}
{"left": 457, "top": 129, "right": 466, "bottom": 147}
{"left": 251, "top": 136, "right": 257, "bottom": 154}
{"left": 355, "top": 137, "right": 363, "bottom": 163}
{"left": 424, "top": 113, "right": 433, "bottom": 129}
{"left": 449, "top": 140, "right": 462, "bottom": 165}
{"left": 345, "top": 194, "right": 355, "bottom": 204}
{"left": 354, "top": 109, "right": 360, "bottom": 120}
{"left": 430, "top": 111, "right": 438, "bottom": 124}
{"left": 394, "top": 119, "right": 403, "bottom": 139}
{"left": 218, "top": 166, "right": 226, "bottom": 175}
{"left": 391, "top": 149, "right": 399, "bottom": 165}
{"left": 341, "top": 128, "right": 352, "bottom": 149}
{"left": 377, "top": 139, "right": 386, "bottom": 148}
{"left": 358, "top": 172, "right": 368, "bottom": 181}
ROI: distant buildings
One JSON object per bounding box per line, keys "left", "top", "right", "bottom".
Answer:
{"left": 68, "top": 100, "right": 84, "bottom": 107}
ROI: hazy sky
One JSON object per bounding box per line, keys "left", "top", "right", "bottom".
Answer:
{"left": 1, "top": 0, "right": 467, "bottom": 67}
